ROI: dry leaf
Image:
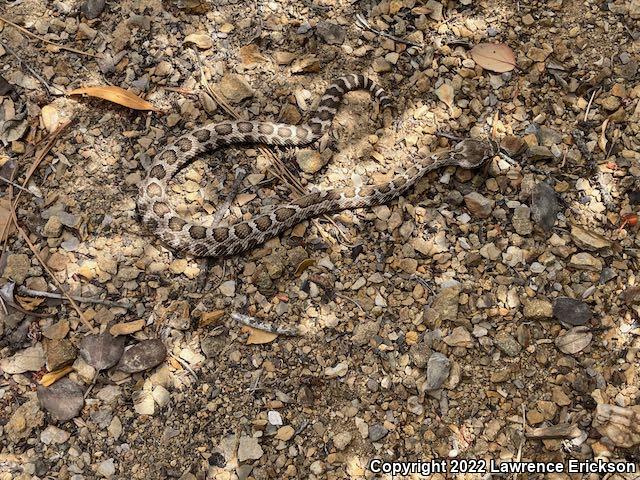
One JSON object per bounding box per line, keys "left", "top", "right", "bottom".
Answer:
{"left": 15, "top": 295, "right": 45, "bottom": 311}
{"left": 294, "top": 258, "right": 315, "bottom": 276}
{"left": 239, "top": 44, "right": 266, "bottom": 64}
{"left": 199, "top": 310, "right": 225, "bottom": 327}
{"left": 243, "top": 326, "right": 278, "bottom": 345}
{"left": 0, "top": 198, "right": 16, "bottom": 241}
{"left": 79, "top": 332, "right": 125, "bottom": 371}
{"left": 470, "top": 43, "right": 516, "bottom": 73}
{"left": 39, "top": 365, "right": 74, "bottom": 387}
{"left": 184, "top": 33, "right": 213, "bottom": 50}
{"left": 599, "top": 119, "right": 609, "bottom": 153}
{"left": 68, "top": 86, "right": 160, "bottom": 112}
{"left": 435, "top": 83, "right": 455, "bottom": 113}
{"left": 110, "top": 319, "right": 145, "bottom": 336}
{"left": 41, "top": 105, "right": 60, "bottom": 132}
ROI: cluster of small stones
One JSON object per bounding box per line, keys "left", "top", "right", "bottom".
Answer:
{"left": 0, "top": 0, "right": 639, "bottom": 479}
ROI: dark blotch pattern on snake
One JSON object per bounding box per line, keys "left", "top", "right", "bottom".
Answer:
{"left": 138, "top": 74, "right": 492, "bottom": 257}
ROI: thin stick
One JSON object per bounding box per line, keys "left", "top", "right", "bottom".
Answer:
{"left": 583, "top": 88, "right": 599, "bottom": 122}
{"left": 0, "top": 174, "right": 39, "bottom": 196}
{"left": 17, "top": 286, "right": 130, "bottom": 308}
{"left": 0, "top": 15, "right": 101, "bottom": 58}
{"left": 11, "top": 214, "right": 96, "bottom": 332}
{"left": 0, "top": 39, "right": 64, "bottom": 95}
{"left": 169, "top": 353, "right": 198, "bottom": 380}
{"left": 211, "top": 167, "right": 246, "bottom": 225}
{"left": 355, "top": 13, "right": 423, "bottom": 48}
{"left": 231, "top": 312, "right": 300, "bottom": 336}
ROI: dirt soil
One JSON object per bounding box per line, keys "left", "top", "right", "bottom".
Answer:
{"left": 1, "top": 0, "right": 639, "bottom": 479}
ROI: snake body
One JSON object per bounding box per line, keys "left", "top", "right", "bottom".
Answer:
{"left": 138, "top": 74, "right": 492, "bottom": 257}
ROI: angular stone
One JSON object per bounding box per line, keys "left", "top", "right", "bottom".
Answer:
{"left": 569, "top": 252, "right": 602, "bottom": 271}
{"left": 368, "top": 424, "right": 388, "bottom": 442}
{"left": 6, "top": 399, "right": 44, "bottom": 441}
{"left": 464, "top": 192, "right": 494, "bottom": 218}
{"left": 237, "top": 436, "right": 263, "bottom": 462}
{"left": 494, "top": 331, "right": 521, "bottom": 356}
{"left": 531, "top": 182, "right": 558, "bottom": 231}
{"left": 512, "top": 205, "right": 532, "bottom": 235}
{"left": 44, "top": 338, "right": 77, "bottom": 371}
{"left": 553, "top": 297, "right": 591, "bottom": 326}
{"left": 219, "top": 74, "right": 254, "bottom": 103}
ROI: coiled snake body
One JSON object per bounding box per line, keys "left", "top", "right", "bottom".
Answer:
{"left": 138, "top": 74, "right": 492, "bottom": 257}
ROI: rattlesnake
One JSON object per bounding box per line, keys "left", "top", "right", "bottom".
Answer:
{"left": 138, "top": 74, "right": 493, "bottom": 257}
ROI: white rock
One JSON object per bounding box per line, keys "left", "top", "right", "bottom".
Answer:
{"left": 97, "top": 458, "right": 116, "bottom": 478}
{"left": 268, "top": 410, "right": 283, "bottom": 426}
{"left": 152, "top": 385, "right": 170, "bottom": 407}
{"left": 107, "top": 416, "right": 122, "bottom": 439}
{"left": 133, "top": 390, "right": 154, "bottom": 415}
{"left": 333, "top": 431, "right": 353, "bottom": 450}
{"left": 41, "top": 425, "right": 70, "bottom": 445}
{"left": 324, "top": 361, "right": 348, "bottom": 378}
{"left": 219, "top": 280, "right": 236, "bottom": 297}
{"left": 0, "top": 344, "right": 45, "bottom": 374}
{"left": 237, "top": 436, "right": 263, "bottom": 462}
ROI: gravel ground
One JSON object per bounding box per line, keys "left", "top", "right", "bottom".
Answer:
{"left": 1, "top": 0, "right": 640, "bottom": 479}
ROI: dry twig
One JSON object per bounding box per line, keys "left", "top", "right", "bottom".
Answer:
{"left": 231, "top": 312, "right": 300, "bottom": 336}
{"left": 0, "top": 14, "right": 101, "bottom": 58}
{"left": 17, "top": 286, "right": 130, "bottom": 308}
{"left": 583, "top": 87, "right": 600, "bottom": 122}
{"left": 0, "top": 39, "right": 64, "bottom": 95}
{"left": 10, "top": 213, "right": 96, "bottom": 332}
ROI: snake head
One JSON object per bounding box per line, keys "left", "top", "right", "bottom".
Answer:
{"left": 451, "top": 139, "right": 494, "bottom": 169}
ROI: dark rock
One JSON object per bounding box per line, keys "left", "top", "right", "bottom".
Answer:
{"left": 316, "top": 21, "right": 346, "bottom": 45}
{"left": 628, "top": 191, "right": 640, "bottom": 205}
{"left": 117, "top": 339, "right": 167, "bottom": 373}
{"left": 37, "top": 378, "right": 84, "bottom": 421}
{"left": 368, "top": 423, "right": 388, "bottom": 442}
{"left": 80, "top": 0, "right": 105, "bottom": 19}
{"left": 553, "top": 297, "right": 591, "bottom": 326}
{"left": 423, "top": 352, "right": 451, "bottom": 390}
{"left": 494, "top": 331, "right": 522, "bottom": 356}
{"left": 531, "top": 182, "right": 559, "bottom": 231}
{"left": 0, "top": 75, "right": 13, "bottom": 96}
